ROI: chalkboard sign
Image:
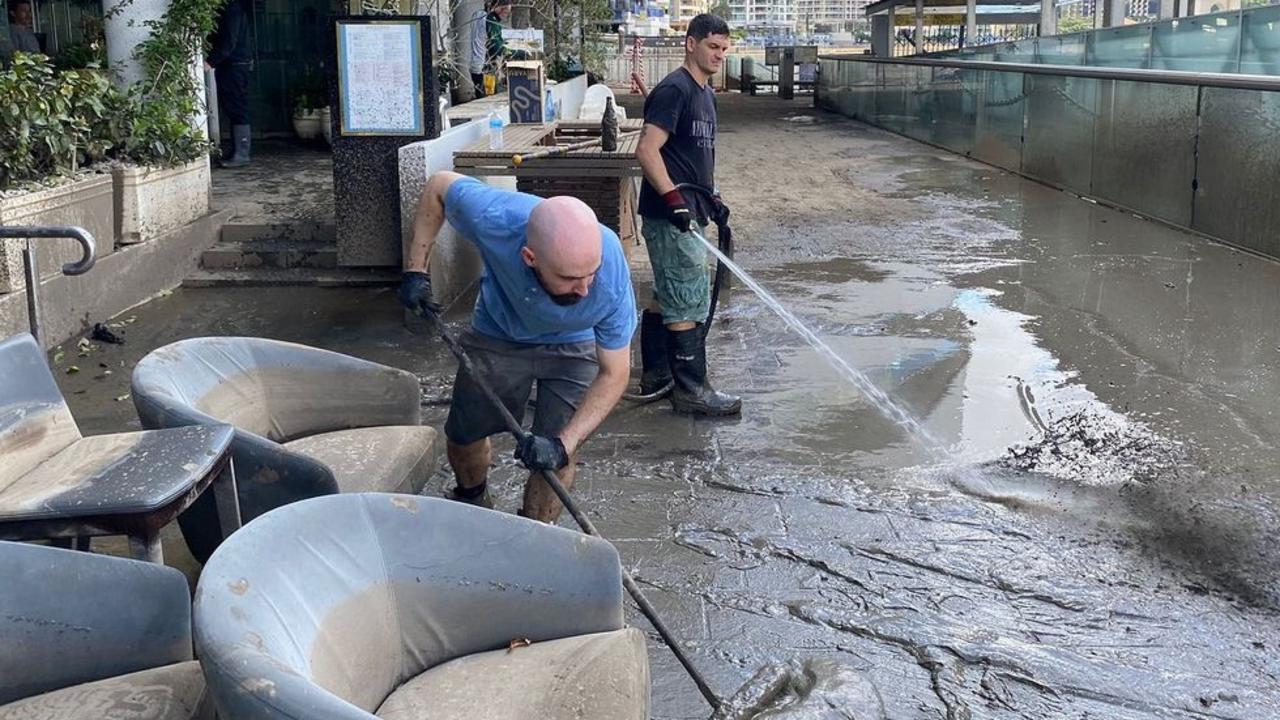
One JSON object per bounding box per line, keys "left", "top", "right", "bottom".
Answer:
{"left": 336, "top": 19, "right": 425, "bottom": 135}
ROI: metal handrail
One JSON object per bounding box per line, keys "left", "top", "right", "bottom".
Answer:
{"left": 0, "top": 225, "right": 97, "bottom": 348}
{"left": 817, "top": 54, "right": 1280, "bottom": 92}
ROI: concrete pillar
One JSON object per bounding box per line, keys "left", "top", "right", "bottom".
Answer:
{"left": 965, "top": 0, "right": 978, "bottom": 47}
{"left": 1040, "top": 0, "right": 1056, "bottom": 36}
{"left": 1102, "top": 0, "right": 1126, "bottom": 26}
{"left": 871, "top": 13, "right": 892, "bottom": 56}
{"left": 102, "top": 0, "right": 168, "bottom": 88}
{"left": 779, "top": 46, "right": 795, "bottom": 99}
{"left": 913, "top": 0, "right": 924, "bottom": 53}
{"left": 102, "top": 0, "right": 206, "bottom": 140}
{"left": 1158, "top": 0, "right": 1176, "bottom": 18}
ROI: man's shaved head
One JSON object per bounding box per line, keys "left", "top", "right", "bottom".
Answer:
{"left": 523, "top": 196, "right": 603, "bottom": 305}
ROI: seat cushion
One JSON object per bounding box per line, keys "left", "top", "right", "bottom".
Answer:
{"left": 284, "top": 426, "right": 438, "bottom": 495}
{"left": 375, "top": 628, "right": 649, "bottom": 720}
{"left": 0, "top": 661, "right": 212, "bottom": 720}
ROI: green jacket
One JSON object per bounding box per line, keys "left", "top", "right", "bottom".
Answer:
{"left": 485, "top": 12, "right": 507, "bottom": 70}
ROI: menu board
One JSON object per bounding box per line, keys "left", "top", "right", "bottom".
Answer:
{"left": 336, "top": 21, "right": 424, "bottom": 135}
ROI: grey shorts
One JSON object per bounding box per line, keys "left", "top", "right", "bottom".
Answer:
{"left": 444, "top": 329, "right": 598, "bottom": 446}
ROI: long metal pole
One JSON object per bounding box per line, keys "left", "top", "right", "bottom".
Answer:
{"left": 420, "top": 308, "right": 724, "bottom": 712}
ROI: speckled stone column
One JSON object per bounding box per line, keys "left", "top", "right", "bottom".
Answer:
{"left": 328, "top": 16, "right": 440, "bottom": 267}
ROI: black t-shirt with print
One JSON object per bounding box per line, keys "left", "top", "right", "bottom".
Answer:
{"left": 639, "top": 67, "right": 717, "bottom": 222}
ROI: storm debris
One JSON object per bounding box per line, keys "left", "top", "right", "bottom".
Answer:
{"left": 1000, "top": 409, "right": 1188, "bottom": 485}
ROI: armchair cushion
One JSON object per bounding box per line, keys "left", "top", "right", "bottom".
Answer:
{"left": 0, "top": 661, "right": 211, "bottom": 720}
{"left": 283, "top": 426, "right": 438, "bottom": 495}
{"left": 375, "top": 629, "right": 649, "bottom": 720}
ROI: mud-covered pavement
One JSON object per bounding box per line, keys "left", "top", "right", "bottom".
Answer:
{"left": 59, "top": 94, "right": 1280, "bottom": 718}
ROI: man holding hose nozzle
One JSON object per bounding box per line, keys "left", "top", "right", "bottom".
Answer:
{"left": 398, "top": 171, "right": 636, "bottom": 522}
{"left": 635, "top": 13, "right": 741, "bottom": 417}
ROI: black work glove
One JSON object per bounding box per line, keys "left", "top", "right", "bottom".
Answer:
{"left": 398, "top": 271, "right": 441, "bottom": 315}
{"left": 515, "top": 434, "right": 570, "bottom": 471}
{"left": 662, "top": 189, "right": 693, "bottom": 233}
{"left": 710, "top": 194, "right": 730, "bottom": 227}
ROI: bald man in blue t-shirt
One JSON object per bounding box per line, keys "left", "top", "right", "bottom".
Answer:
{"left": 399, "top": 172, "right": 637, "bottom": 522}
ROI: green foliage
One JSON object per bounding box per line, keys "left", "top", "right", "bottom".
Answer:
{"left": 52, "top": 17, "right": 108, "bottom": 70}
{"left": 541, "top": 0, "right": 612, "bottom": 81}
{"left": 292, "top": 63, "right": 329, "bottom": 112}
{"left": 1058, "top": 15, "right": 1093, "bottom": 34}
{"left": 120, "top": 0, "right": 227, "bottom": 165}
{"left": 1, "top": 0, "right": 226, "bottom": 188}
{"left": 0, "top": 53, "right": 123, "bottom": 190}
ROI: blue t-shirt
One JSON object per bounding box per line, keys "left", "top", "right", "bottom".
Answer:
{"left": 445, "top": 178, "right": 637, "bottom": 350}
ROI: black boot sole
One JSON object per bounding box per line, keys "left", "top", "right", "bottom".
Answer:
{"left": 639, "top": 377, "right": 673, "bottom": 397}
{"left": 670, "top": 398, "right": 743, "bottom": 416}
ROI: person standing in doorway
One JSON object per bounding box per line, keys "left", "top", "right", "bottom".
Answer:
{"left": 205, "top": 0, "right": 253, "bottom": 168}
{"left": 478, "top": 0, "right": 526, "bottom": 91}
{"left": 634, "top": 14, "right": 739, "bottom": 417}
{"left": 8, "top": 0, "right": 41, "bottom": 55}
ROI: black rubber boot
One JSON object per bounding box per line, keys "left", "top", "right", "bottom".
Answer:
{"left": 445, "top": 483, "right": 494, "bottom": 509}
{"left": 639, "top": 310, "right": 672, "bottom": 395}
{"left": 667, "top": 326, "right": 742, "bottom": 416}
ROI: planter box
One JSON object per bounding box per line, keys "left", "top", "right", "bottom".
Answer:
{"left": 0, "top": 172, "right": 115, "bottom": 295}
{"left": 114, "top": 158, "right": 211, "bottom": 245}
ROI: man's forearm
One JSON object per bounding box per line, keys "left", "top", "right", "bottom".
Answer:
{"left": 559, "top": 366, "right": 628, "bottom": 455}
{"left": 406, "top": 179, "right": 448, "bottom": 272}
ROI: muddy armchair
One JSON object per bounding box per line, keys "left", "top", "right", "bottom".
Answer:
{"left": 0, "top": 541, "right": 212, "bottom": 719}
{"left": 194, "top": 493, "right": 649, "bottom": 720}
{"left": 131, "top": 337, "right": 438, "bottom": 561}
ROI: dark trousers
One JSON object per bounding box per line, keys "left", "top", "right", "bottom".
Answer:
{"left": 471, "top": 73, "right": 486, "bottom": 97}
{"left": 215, "top": 62, "right": 252, "bottom": 125}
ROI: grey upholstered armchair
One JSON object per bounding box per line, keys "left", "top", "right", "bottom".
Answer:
{"left": 194, "top": 493, "right": 650, "bottom": 720}
{"left": 131, "top": 336, "right": 438, "bottom": 560}
{"left": 0, "top": 541, "right": 212, "bottom": 719}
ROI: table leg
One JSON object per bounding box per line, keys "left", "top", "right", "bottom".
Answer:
{"left": 73, "top": 536, "right": 91, "bottom": 551}
{"left": 213, "top": 458, "right": 242, "bottom": 539}
{"left": 129, "top": 531, "right": 164, "bottom": 564}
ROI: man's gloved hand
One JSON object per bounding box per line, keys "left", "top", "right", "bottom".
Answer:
{"left": 662, "top": 189, "right": 693, "bottom": 233}
{"left": 515, "top": 434, "right": 570, "bottom": 471}
{"left": 710, "top": 194, "right": 731, "bottom": 227}
{"left": 398, "top": 271, "right": 441, "bottom": 315}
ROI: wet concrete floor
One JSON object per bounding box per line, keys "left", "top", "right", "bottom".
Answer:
{"left": 57, "top": 94, "right": 1280, "bottom": 718}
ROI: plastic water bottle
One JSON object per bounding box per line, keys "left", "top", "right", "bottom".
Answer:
{"left": 544, "top": 89, "right": 555, "bottom": 123}
{"left": 487, "top": 111, "right": 504, "bottom": 150}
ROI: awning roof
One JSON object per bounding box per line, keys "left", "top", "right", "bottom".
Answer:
{"left": 865, "top": 0, "right": 1042, "bottom": 16}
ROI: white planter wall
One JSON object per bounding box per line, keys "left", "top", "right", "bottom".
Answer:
{"left": 114, "top": 158, "right": 211, "bottom": 245}
{"left": 0, "top": 174, "right": 115, "bottom": 294}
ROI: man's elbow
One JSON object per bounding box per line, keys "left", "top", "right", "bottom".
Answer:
{"left": 422, "top": 171, "right": 461, "bottom": 207}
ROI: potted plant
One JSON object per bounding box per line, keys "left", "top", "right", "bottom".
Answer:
{"left": 0, "top": 54, "right": 121, "bottom": 292}
{"left": 292, "top": 65, "right": 328, "bottom": 142}
{"left": 109, "top": 0, "right": 218, "bottom": 245}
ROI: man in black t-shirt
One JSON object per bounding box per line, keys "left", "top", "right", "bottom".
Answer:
{"left": 635, "top": 13, "right": 740, "bottom": 417}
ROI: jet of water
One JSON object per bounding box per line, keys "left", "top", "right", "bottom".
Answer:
{"left": 694, "top": 230, "right": 955, "bottom": 465}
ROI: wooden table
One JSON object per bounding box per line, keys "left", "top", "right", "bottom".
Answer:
{"left": 453, "top": 120, "right": 645, "bottom": 255}
{"left": 0, "top": 424, "right": 242, "bottom": 563}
